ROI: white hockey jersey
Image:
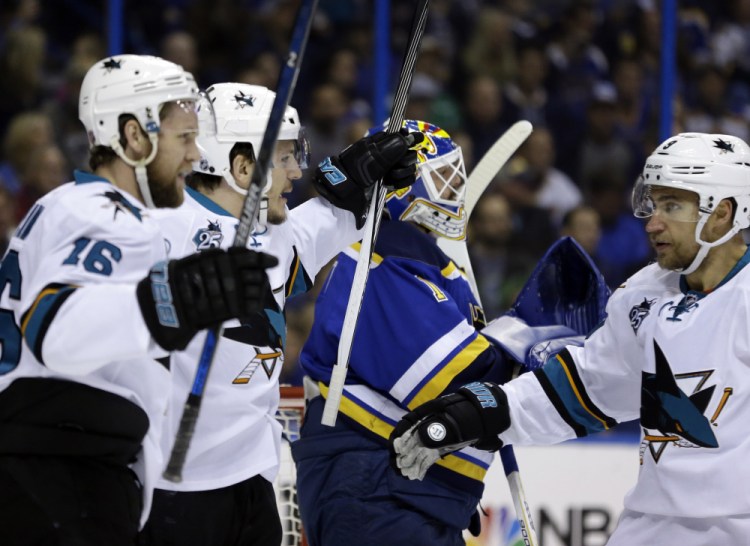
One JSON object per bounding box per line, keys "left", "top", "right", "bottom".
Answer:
{"left": 154, "top": 187, "right": 362, "bottom": 492}
{"left": 500, "top": 252, "right": 750, "bottom": 518}
{"left": 0, "top": 171, "right": 171, "bottom": 526}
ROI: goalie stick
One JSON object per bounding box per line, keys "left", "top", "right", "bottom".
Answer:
{"left": 322, "top": 0, "right": 430, "bottom": 426}
{"left": 436, "top": 120, "right": 532, "bottom": 297}
{"left": 163, "top": 0, "right": 319, "bottom": 482}
{"left": 437, "top": 120, "right": 539, "bottom": 546}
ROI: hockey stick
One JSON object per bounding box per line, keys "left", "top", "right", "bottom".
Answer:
{"left": 436, "top": 120, "right": 532, "bottom": 296}
{"left": 437, "top": 121, "right": 539, "bottom": 546}
{"left": 322, "top": 0, "right": 430, "bottom": 426}
{"left": 163, "top": 0, "right": 319, "bottom": 482}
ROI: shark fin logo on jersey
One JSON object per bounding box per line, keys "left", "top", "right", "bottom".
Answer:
{"left": 232, "top": 347, "right": 283, "bottom": 384}
{"left": 193, "top": 219, "right": 223, "bottom": 250}
{"left": 659, "top": 293, "right": 701, "bottom": 322}
{"left": 629, "top": 297, "right": 655, "bottom": 334}
{"left": 100, "top": 190, "right": 143, "bottom": 221}
{"left": 639, "top": 340, "right": 730, "bottom": 464}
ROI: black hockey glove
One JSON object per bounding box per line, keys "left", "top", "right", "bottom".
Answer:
{"left": 389, "top": 382, "right": 510, "bottom": 480}
{"left": 312, "top": 129, "right": 425, "bottom": 229}
{"left": 137, "top": 247, "right": 278, "bottom": 351}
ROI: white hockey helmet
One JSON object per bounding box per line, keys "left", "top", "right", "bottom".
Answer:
{"left": 633, "top": 132, "right": 750, "bottom": 274}
{"left": 193, "top": 82, "right": 308, "bottom": 196}
{"left": 78, "top": 55, "right": 199, "bottom": 207}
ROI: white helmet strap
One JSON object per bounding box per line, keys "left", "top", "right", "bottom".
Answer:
{"left": 109, "top": 133, "right": 159, "bottom": 209}
{"left": 680, "top": 212, "right": 741, "bottom": 275}
{"left": 222, "top": 167, "right": 248, "bottom": 196}
{"left": 221, "top": 167, "right": 271, "bottom": 227}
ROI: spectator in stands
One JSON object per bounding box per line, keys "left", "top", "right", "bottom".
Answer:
{"left": 578, "top": 81, "right": 634, "bottom": 194}
{"left": 588, "top": 168, "right": 652, "bottom": 288}
{"left": 0, "top": 185, "right": 16, "bottom": 255}
{"left": 468, "top": 192, "right": 536, "bottom": 317}
{"left": 503, "top": 44, "right": 553, "bottom": 130}
{"left": 0, "top": 111, "right": 54, "bottom": 195}
{"left": 683, "top": 64, "right": 749, "bottom": 142}
{"left": 160, "top": 31, "right": 200, "bottom": 85}
{"left": 15, "top": 142, "right": 68, "bottom": 222}
{"left": 499, "top": 126, "right": 582, "bottom": 228}
{"left": 560, "top": 204, "right": 602, "bottom": 258}
{"left": 462, "top": 7, "right": 517, "bottom": 85}
{"left": 461, "top": 74, "right": 513, "bottom": 161}
{"left": 0, "top": 25, "right": 47, "bottom": 136}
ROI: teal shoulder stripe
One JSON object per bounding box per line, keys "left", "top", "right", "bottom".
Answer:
{"left": 73, "top": 170, "right": 110, "bottom": 185}
{"left": 186, "top": 186, "right": 234, "bottom": 217}
{"left": 285, "top": 247, "right": 312, "bottom": 299}
{"left": 22, "top": 285, "right": 77, "bottom": 365}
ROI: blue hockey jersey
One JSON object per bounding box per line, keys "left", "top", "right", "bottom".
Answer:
{"left": 300, "top": 219, "right": 511, "bottom": 494}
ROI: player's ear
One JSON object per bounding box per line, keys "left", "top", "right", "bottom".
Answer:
{"left": 714, "top": 198, "right": 734, "bottom": 225}
{"left": 232, "top": 153, "right": 254, "bottom": 185}
{"left": 122, "top": 118, "right": 149, "bottom": 158}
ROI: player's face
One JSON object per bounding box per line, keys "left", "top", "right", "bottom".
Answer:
{"left": 147, "top": 100, "right": 200, "bottom": 208}
{"left": 645, "top": 186, "right": 701, "bottom": 270}
{"left": 266, "top": 140, "right": 303, "bottom": 224}
{"left": 435, "top": 162, "right": 465, "bottom": 201}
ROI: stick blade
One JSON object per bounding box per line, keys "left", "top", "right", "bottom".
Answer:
{"left": 465, "top": 120, "right": 533, "bottom": 215}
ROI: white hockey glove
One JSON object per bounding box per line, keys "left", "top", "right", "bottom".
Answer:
{"left": 389, "top": 382, "right": 510, "bottom": 480}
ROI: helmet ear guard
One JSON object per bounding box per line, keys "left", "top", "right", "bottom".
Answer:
{"left": 372, "top": 119, "right": 468, "bottom": 239}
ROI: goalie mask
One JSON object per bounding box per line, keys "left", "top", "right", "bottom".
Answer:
{"left": 633, "top": 132, "right": 750, "bottom": 274}
{"left": 193, "top": 83, "right": 309, "bottom": 199}
{"left": 372, "top": 120, "right": 467, "bottom": 240}
{"left": 79, "top": 54, "right": 199, "bottom": 208}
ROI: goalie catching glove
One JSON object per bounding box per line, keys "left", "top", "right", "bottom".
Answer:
{"left": 137, "top": 247, "right": 278, "bottom": 351}
{"left": 389, "top": 382, "right": 510, "bottom": 481}
{"left": 313, "top": 129, "right": 425, "bottom": 228}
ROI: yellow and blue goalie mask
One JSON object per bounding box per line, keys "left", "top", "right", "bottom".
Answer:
{"left": 373, "top": 120, "right": 468, "bottom": 240}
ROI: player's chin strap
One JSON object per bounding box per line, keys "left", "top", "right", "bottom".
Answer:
{"left": 110, "top": 134, "right": 159, "bottom": 209}
{"left": 221, "top": 167, "right": 271, "bottom": 226}
{"left": 679, "top": 213, "right": 741, "bottom": 275}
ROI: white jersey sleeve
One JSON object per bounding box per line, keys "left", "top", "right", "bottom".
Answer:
{"left": 286, "top": 197, "right": 363, "bottom": 280}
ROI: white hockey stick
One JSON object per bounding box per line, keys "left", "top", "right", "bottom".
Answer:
{"left": 436, "top": 120, "right": 532, "bottom": 294}
{"left": 322, "top": 0, "right": 430, "bottom": 427}
{"left": 437, "top": 120, "right": 539, "bottom": 546}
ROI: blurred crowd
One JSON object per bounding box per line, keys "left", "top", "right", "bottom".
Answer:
{"left": 2, "top": 0, "right": 750, "bottom": 383}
